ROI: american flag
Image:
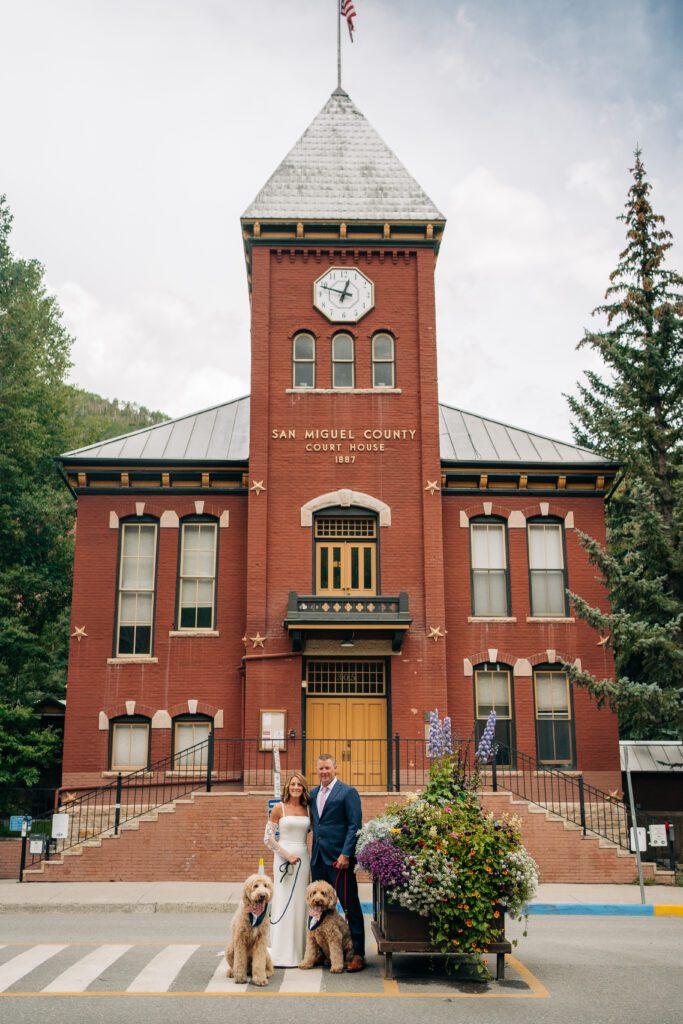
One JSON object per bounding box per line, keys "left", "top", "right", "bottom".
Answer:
{"left": 341, "top": 0, "right": 356, "bottom": 42}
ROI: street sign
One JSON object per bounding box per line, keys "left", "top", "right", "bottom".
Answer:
{"left": 29, "top": 838, "right": 45, "bottom": 855}
{"left": 629, "top": 826, "right": 647, "bottom": 852}
{"left": 51, "top": 813, "right": 70, "bottom": 839}
{"left": 268, "top": 799, "right": 279, "bottom": 814}
{"left": 648, "top": 824, "right": 668, "bottom": 847}
{"left": 9, "top": 816, "right": 31, "bottom": 833}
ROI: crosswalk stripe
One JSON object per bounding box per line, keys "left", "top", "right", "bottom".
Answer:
{"left": 126, "top": 945, "right": 199, "bottom": 992}
{"left": 0, "top": 946, "right": 67, "bottom": 992}
{"left": 205, "top": 955, "right": 248, "bottom": 992}
{"left": 42, "top": 945, "right": 131, "bottom": 992}
{"left": 279, "top": 967, "right": 323, "bottom": 992}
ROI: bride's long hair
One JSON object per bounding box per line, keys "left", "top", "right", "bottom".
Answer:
{"left": 281, "top": 771, "right": 311, "bottom": 806}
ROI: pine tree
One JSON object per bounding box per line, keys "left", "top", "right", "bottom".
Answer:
{"left": 565, "top": 150, "right": 683, "bottom": 739}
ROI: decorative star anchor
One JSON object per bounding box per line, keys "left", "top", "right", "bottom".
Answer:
{"left": 597, "top": 633, "right": 611, "bottom": 647}
{"left": 427, "top": 626, "right": 447, "bottom": 642}
{"left": 250, "top": 480, "right": 266, "bottom": 495}
{"left": 71, "top": 627, "right": 88, "bottom": 642}
{"left": 425, "top": 480, "right": 440, "bottom": 495}
{"left": 249, "top": 632, "right": 266, "bottom": 648}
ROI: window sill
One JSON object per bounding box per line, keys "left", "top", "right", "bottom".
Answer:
{"left": 468, "top": 616, "right": 517, "bottom": 623}
{"left": 101, "top": 770, "right": 152, "bottom": 778}
{"left": 526, "top": 617, "right": 575, "bottom": 623}
{"left": 168, "top": 630, "right": 220, "bottom": 637}
{"left": 107, "top": 657, "right": 159, "bottom": 665}
{"left": 286, "top": 388, "right": 402, "bottom": 395}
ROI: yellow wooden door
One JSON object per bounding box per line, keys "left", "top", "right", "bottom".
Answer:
{"left": 305, "top": 697, "right": 387, "bottom": 788}
{"left": 316, "top": 542, "right": 376, "bottom": 596}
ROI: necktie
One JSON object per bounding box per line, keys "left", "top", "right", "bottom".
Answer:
{"left": 319, "top": 785, "right": 329, "bottom": 814}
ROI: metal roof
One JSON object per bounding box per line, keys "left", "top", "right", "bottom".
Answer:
{"left": 60, "top": 394, "right": 609, "bottom": 467}
{"left": 242, "top": 89, "right": 444, "bottom": 223}
{"left": 620, "top": 741, "right": 683, "bottom": 773}
{"left": 60, "top": 396, "right": 250, "bottom": 463}
{"left": 439, "top": 403, "right": 613, "bottom": 465}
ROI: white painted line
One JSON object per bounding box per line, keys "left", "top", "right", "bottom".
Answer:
{"left": 205, "top": 956, "right": 248, "bottom": 993}
{"left": 0, "top": 946, "right": 66, "bottom": 992}
{"left": 279, "top": 967, "right": 323, "bottom": 993}
{"left": 127, "top": 945, "right": 199, "bottom": 992}
{"left": 42, "top": 944, "right": 131, "bottom": 992}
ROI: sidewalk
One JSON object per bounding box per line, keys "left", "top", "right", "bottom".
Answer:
{"left": 0, "top": 879, "right": 681, "bottom": 915}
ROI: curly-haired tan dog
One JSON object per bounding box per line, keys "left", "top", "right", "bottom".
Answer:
{"left": 299, "top": 880, "right": 354, "bottom": 974}
{"left": 226, "top": 873, "right": 274, "bottom": 986}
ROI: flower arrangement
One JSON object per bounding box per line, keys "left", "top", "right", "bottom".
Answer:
{"left": 356, "top": 710, "right": 538, "bottom": 979}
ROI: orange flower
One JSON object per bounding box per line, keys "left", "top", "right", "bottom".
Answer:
{"left": 493, "top": 911, "right": 500, "bottom": 918}
{"left": 466, "top": 919, "right": 473, "bottom": 927}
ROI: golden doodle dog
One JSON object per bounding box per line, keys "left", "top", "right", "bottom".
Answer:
{"left": 299, "top": 880, "right": 354, "bottom": 974}
{"left": 226, "top": 873, "right": 274, "bottom": 986}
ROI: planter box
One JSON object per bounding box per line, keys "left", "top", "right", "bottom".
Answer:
{"left": 371, "top": 880, "right": 511, "bottom": 981}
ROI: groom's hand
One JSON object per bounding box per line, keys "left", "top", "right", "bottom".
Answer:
{"left": 333, "top": 854, "right": 350, "bottom": 869}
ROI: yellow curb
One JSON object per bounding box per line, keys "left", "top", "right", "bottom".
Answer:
{"left": 654, "top": 905, "right": 683, "bottom": 917}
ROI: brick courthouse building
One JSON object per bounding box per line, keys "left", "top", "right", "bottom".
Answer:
{"left": 58, "top": 90, "right": 622, "bottom": 796}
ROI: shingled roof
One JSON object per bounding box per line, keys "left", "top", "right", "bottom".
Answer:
{"left": 242, "top": 89, "right": 444, "bottom": 223}
{"left": 60, "top": 395, "right": 612, "bottom": 467}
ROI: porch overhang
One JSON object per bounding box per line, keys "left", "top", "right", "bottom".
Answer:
{"left": 284, "top": 591, "right": 412, "bottom": 653}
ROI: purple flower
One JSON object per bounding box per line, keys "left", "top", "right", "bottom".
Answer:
{"left": 356, "top": 839, "right": 407, "bottom": 887}
{"left": 475, "top": 710, "right": 497, "bottom": 764}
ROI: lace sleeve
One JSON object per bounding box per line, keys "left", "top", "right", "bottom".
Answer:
{"left": 264, "top": 819, "right": 291, "bottom": 859}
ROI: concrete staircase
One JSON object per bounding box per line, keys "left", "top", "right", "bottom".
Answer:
{"left": 22, "top": 787, "right": 674, "bottom": 885}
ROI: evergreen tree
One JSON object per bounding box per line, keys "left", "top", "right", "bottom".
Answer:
{"left": 566, "top": 150, "right": 683, "bottom": 739}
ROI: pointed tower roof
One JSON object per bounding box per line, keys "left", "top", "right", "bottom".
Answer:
{"left": 243, "top": 89, "right": 444, "bottom": 222}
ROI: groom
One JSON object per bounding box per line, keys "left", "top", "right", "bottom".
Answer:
{"left": 310, "top": 753, "right": 365, "bottom": 972}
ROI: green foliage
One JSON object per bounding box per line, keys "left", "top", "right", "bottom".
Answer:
{"left": 0, "top": 195, "right": 167, "bottom": 789}
{"left": 566, "top": 150, "right": 683, "bottom": 739}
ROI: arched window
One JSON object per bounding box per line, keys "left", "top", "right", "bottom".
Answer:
{"left": 534, "top": 667, "right": 574, "bottom": 766}
{"left": 372, "top": 332, "right": 395, "bottom": 388}
{"left": 172, "top": 714, "right": 212, "bottom": 769}
{"left": 115, "top": 518, "right": 158, "bottom": 657}
{"left": 292, "top": 332, "right": 316, "bottom": 388}
{"left": 109, "top": 715, "right": 151, "bottom": 771}
{"left": 473, "top": 665, "right": 514, "bottom": 765}
{"left": 331, "top": 332, "right": 355, "bottom": 388}
{"left": 177, "top": 517, "right": 218, "bottom": 630}
{"left": 527, "top": 517, "right": 568, "bottom": 616}
{"left": 469, "top": 517, "right": 509, "bottom": 616}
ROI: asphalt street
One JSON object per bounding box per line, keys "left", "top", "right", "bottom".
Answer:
{"left": 0, "top": 910, "right": 681, "bottom": 1024}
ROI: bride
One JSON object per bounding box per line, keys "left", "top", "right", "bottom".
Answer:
{"left": 264, "top": 771, "right": 311, "bottom": 967}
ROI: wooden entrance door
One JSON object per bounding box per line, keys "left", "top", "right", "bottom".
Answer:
{"left": 305, "top": 697, "right": 387, "bottom": 788}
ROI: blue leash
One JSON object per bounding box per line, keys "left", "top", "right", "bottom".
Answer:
{"left": 269, "top": 860, "right": 302, "bottom": 926}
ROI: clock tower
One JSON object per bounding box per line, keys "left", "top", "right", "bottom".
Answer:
{"left": 241, "top": 88, "right": 448, "bottom": 781}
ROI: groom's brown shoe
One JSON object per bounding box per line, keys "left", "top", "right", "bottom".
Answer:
{"left": 346, "top": 955, "right": 366, "bottom": 972}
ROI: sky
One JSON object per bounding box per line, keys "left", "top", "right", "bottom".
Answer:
{"left": 2, "top": 0, "right": 682, "bottom": 443}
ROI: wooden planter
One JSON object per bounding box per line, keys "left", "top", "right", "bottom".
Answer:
{"left": 371, "top": 880, "right": 511, "bottom": 980}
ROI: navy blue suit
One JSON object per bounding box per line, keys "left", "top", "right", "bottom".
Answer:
{"left": 310, "top": 780, "right": 364, "bottom": 957}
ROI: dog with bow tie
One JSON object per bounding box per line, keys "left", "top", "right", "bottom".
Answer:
{"left": 226, "top": 873, "right": 274, "bottom": 986}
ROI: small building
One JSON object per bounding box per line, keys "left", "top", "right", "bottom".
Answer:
{"left": 58, "top": 89, "right": 621, "bottom": 796}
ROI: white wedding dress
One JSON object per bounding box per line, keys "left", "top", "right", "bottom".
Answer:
{"left": 264, "top": 807, "right": 311, "bottom": 967}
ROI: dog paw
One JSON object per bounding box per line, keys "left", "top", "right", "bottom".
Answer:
{"left": 233, "top": 975, "right": 247, "bottom": 985}
{"left": 252, "top": 977, "right": 268, "bottom": 987}
{"left": 330, "top": 965, "right": 343, "bottom": 974}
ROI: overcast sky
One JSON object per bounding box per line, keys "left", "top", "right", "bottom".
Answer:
{"left": 2, "top": 0, "right": 682, "bottom": 442}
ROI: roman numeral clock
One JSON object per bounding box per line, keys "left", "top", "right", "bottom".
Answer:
{"left": 313, "top": 267, "right": 374, "bottom": 322}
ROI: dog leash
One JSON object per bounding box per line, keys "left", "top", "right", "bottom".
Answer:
{"left": 269, "top": 860, "right": 302, "bottom": 926}
{"left": 334, "top": 866, "right": 349, "bottom": 923}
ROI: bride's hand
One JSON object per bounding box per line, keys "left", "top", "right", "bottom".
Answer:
{"left": 288, "top": 854, "right": 301, "bottom": 865}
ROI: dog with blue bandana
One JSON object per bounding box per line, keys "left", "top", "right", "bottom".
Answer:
{"left": 299, "top": 880, "right": 354, "bottom": 974}
{"left": 226, "top": 873, "right": 274, "bottom": 985}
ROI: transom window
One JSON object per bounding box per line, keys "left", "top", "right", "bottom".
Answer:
{"left": 528, "top": 520, "right": 567, "bottom": 616}
{"left": 173, "top": 715, "right": 212, "bottom": 769}
{"left": 116, "top": 522, "right": 157, "bottom": 656}
{"left": 372, "top": 332, "right": 395, "bottom": 388}
{"left": 534, "top": 670, "right": 573, "bottom": 765}
{"left": 178, "top": 521, "right": 217, "bottom": 629}
{"left": 110, "top": 717, "right": 150, "bottom": 771}
{"left": 293, "top": 332, "right": 316, "bottom": 388}
{"left": 470, "top": 520, "right": 509, "bottom": 616}
{"left": 314, "top": 515, "right": 377, "bottom": 596}
{"left": 474, "top": 668, "right": 513, "bottom": 765}
{"left": 332, "top": 333, "right": 355, "bottom": 388}
{"left": 306, "top": 660, "right": 386, "bottom": 695}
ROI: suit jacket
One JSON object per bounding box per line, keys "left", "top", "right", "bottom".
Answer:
{"left": 310, "top": 780, "right": 362, "bottom": 865}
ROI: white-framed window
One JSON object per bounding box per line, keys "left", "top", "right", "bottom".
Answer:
{"left": 178, "top": 521, "right": 217, "bottom": 629}
{"left": 332, "top": 332, "right": 354, "bottom": 388}
{"left": 474, "top": 667, "right": 513, "bottom": 765}
{"left": 470, "top": 520, "right": 509, "bottom": 616}
{"left": 372, "top": 333, "right": 395, "bottom": 387}
{"left": 110, "top": 718, "right": 150, "bottom": 771}
{"left": 292, "top": 332, "right": 316, "bottom": 388}
{"left": 528, "top": 520, "right": 567, "bottom": 616}
{"left": 534, "top": 670, "right": 573, "bottom": 765}
{"left": 116, "top": 522, "right": 157, "bottom": 656}
{"left": 173, "top": 715, "right": 212, "bottom": 769}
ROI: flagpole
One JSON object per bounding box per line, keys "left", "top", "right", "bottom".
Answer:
{"left": 337, "top": 0, "right": 342, "bottom": 90}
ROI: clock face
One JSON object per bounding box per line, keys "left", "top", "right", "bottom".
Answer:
{"left": 313, "top": 267, "right": 374, "bottom": 323}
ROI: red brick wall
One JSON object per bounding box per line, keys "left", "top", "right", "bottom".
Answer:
{"left": 62, "top": 494, "right": 248, "bottom": 787}
{"left": 0, "top": 839, "right": 21, "bottom": 880}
